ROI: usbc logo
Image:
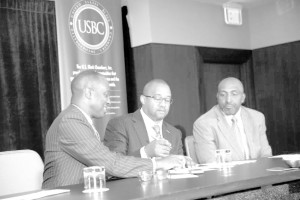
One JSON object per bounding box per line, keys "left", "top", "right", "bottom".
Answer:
{"left": 69, "top": 0, "right": 114, "bottom": 55}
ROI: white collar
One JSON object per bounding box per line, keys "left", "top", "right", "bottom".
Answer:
{"left": 223, "top": 107, "right": 242, "bottom": 125}
{"left": 140, "top": 108, "right": 163, "bottom": 127}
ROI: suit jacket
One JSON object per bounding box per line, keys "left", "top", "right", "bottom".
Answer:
{"left": 104, "top": 109, "right": 183, "bottom": 157}
{"left": 42, "top": 105, "right": 152, "bottom": 189}
{"left": 193, "top": 105, "right": 272, "bottom": 163}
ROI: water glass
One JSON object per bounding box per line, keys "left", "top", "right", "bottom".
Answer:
{"left": 215, "top": 149, "right": 231, "bottom": 164}
{"left": 83, "top": 166, "right": 107, "bottom": 192}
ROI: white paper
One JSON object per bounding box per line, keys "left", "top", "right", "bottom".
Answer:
{"left": 269, "top": 154, "right": 300, "bottom": 160}
{"left": 267, "top": 167, "right": 299, "bottom": 172}
{"left": 1, "top": 189, "right": 70, "bottom": 200}
{"left": 196, "top": 160, "right": 256, "bottom": 170}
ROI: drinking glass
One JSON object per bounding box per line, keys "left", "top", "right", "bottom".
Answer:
{"left": 83, "top": 166, "right": 108, "bottom": 192}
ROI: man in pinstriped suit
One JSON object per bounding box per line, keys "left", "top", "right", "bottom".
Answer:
{"left": 42, "top": 70, "right": 184, "bottom": 189}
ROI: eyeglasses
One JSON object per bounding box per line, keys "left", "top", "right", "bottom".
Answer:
{"left": 143, "top": 95, "right": 173, "bottom": 104}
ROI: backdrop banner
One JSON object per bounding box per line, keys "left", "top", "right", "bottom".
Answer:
{"left": 55, "top": 0, "right": 127, "bottom": 138}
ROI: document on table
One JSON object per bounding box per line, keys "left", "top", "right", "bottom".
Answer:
{"left": 269, "top": 154, "right": 290, "bottom": 159}
{"left": 168, "top": 167, "right": 203, "bottom": 179}
{"left": 198, "top": 160, "right": 257, "bottom": 169}
{"left": 1, "top": 189, "right": 70, "bottom": 200}
{"left": 267, "top": 167, "right": 299, "bottom": 172}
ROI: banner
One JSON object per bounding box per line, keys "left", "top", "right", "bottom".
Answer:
{"left": 55, "top": 0, "right": 127, "bottom": 138}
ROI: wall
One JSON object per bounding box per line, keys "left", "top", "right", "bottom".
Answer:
{"left": 249, "top": 0, "right": 300, "bottom": 49}
{"left": 127, "top": 0, "right": 251, "bottom": 49}
{"left": 126, "top": 0, "right": 300, "bottom": 49}
{"left": 126, "top": 0, "right": 152, "bottom": 46}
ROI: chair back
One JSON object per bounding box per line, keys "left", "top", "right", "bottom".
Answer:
{"left": 0, "top": 149, "right": 44, "bottom": 196}
{"left": 184, "top": 135, "right": 198, "bottom": 163}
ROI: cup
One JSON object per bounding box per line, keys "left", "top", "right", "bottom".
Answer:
{"left": 215, "top": 149, "right": 231, "bottom": 164}
{"left": 83, "top": 166, "right": 108, "bottom": 192}
{"left": 138, "top": 170, "right": 153, "bottom": 182}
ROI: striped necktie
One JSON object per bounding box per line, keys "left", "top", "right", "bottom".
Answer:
{"left": 152, "top": 125, "right": 162, "bottom": 140}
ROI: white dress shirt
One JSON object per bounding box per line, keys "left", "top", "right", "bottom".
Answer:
{"left": 139, "top": 108, "right": 163, "bottom": 158}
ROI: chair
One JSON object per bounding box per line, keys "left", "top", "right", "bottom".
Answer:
{"left": 0, "top": 149, "right": 44, "bottom": 196}
{"left": 184, "top": 135, "right": 198, "bottom": 163}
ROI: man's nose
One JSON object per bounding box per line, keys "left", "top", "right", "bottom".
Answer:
{"left": 225, "top": 95, "right": 232, "bottom": 103}
{"left": 159, "top": 99, "right": 168, "bottom": 106}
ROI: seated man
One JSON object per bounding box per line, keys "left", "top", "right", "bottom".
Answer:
{"left": 42, "top": 70, "right": 184, "bottom": 189}
{"left": 104, "top": 79, "right": 183, "bottom": 159}
{"left": 193, "top": 77, "right": 272, "bottom": 163}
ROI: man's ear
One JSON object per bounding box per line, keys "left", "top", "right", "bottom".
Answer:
{"left": 242, "top": 93, "right": 246, "bottom": 104}
{"left": 140, "top": 95, "right": 145, "bottom": 105}
{"left": 84, "top": 87, "right": 93, "bottom": 99}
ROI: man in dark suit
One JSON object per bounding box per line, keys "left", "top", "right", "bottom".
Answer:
{"left": 193, "top": 77, "right": 272, "bottom": 163}
{"left": 43, "top": 71, "right": 184, "bottom": 189}
{"left": 104, "top": 79, "right": 184, "bottom": 159}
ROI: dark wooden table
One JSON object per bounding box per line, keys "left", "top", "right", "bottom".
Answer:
{"left": 2, "top": 157, "right": 300, "bottom": 200}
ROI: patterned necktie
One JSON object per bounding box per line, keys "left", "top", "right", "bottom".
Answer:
{"left": 231, "top": 116, "right": 249, "bottom": 159}
{"left": 152, "top": 125, "right": 162, "bottom": 140}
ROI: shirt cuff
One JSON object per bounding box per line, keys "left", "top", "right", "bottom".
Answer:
{"left": 140, "top": 146, "right": 149, "bottom": 158}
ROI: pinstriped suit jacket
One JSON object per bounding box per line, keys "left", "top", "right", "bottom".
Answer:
{"left": 193, "top": 105, "right": 272, "bottom": 163}
{"left": 42, "top": 105, "right": 152, "bottom": 189}
{"left": 104, "top": 109, "right": 183, "bottom": 157}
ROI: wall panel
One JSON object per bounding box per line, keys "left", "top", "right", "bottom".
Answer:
{"left": 252, "top": 41, "right": 300, "bottom": 154}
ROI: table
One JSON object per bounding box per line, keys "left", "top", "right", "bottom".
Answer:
{"left": 2, "top": 157, "right": 300, "bottom": 200}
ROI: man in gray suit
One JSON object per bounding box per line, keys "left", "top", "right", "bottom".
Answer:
{"left": 43, "top": 71, "right": 184, "bottom": 189}
{"left": 104, "top": 79, "right": 184, "bottom": 159}
{"left": 193, "top": 77, "right": 272, "bottom": 163}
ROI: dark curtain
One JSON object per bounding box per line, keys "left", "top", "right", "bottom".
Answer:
{"left": 122, "top": 6, "right": 138, "bottom": 113}
{"left": 0, "top": 0, "right": 60, "bottom": 159}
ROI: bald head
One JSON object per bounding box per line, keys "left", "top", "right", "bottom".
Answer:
{"left": 217, "top": 77, "right": 245, "bottom": 115}
{"left": 143, "top": 79, "right": 170, "bottom": 95}
{"left": 71, "top": 70, "right": 107, "bottom": 97}
{"left": 71, "top": 70, "right": 110, "bottom": 118}
{"left": 218, "top": 77, "right": 244, "bottom": 93}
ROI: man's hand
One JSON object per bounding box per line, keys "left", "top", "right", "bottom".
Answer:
{"left": 155, "top": 155, "right": 185, "bottom": 170}
{"left": 183, "top": 156, "right": 197, "bottom": 168}
{"left": 145, "top": 139, "right": 172, "bottom": 158}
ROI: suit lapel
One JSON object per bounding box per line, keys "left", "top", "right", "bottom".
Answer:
{"left": 132, "top": 110, "right": 149, "bottom": 146}
{"left": 162, "top": 123, "right": 172, "bottom": 142}
{"left": 215, "top": 106, "right": 244, "bottom": 159}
